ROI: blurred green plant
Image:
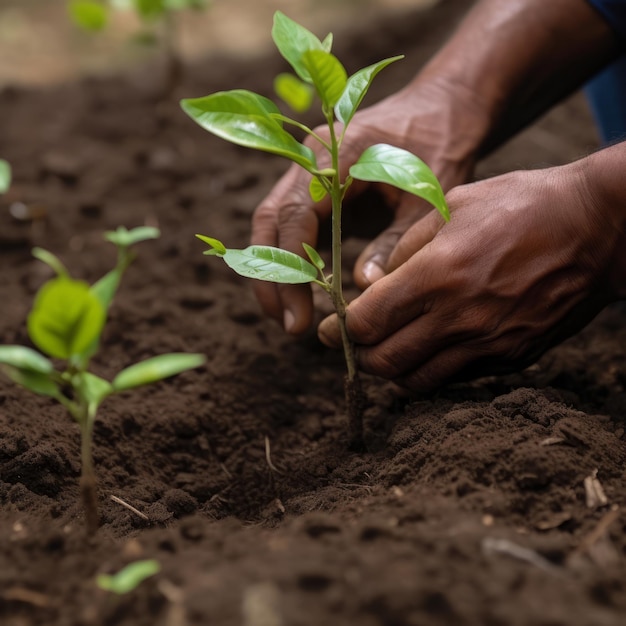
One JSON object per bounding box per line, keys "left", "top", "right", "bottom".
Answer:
{"left": 0, "top": 159, "right": 11, "bottom": 194}
{"left": 97, "top": 559, "right": 161, "bottom": 594}
{"left": 0, "top": 227, "right": 205, "bottom": 535}
{"left": 67, "top": 0, "right": 210, "bottom": 93}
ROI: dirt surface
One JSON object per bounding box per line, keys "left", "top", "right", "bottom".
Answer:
{"left": 1, "top": 1, "right": 625, "bottom": 625}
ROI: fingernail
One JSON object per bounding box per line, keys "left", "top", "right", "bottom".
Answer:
{"left": 284, "top": 309, "right": 296, "bottom": 333}
{"left": 363, "top": 260, "right": 385, "bottom": 284}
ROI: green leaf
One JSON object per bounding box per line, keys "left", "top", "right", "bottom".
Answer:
{"left": 215, "top": 245, "right": 319, "bottom": 284}
{"left": 3, "top": 368, "right": 61, "bottom": 398}
{"left": 68, "top": 1, "right": 109, "bottom": 32}
{"left": 274, "top": 73, "right": 314, "bottom": 114}
{"left": 321, "top": 32, "right": 333, "bottom": 52}
{"left": 32, "top": 247, "right": 70, "bottom": 278}
{"left": 133, "top": 0, "right": 166, "bottom": 20}
{"left": 349, "top": 144, "right": 450, "bottom": 220}
{"left": 0, "top": 345, "right": 55, "bottom": 375}
{"left": 112, "top": 353, "right": 205, "bottom": 392}
{"left": 195, "top": 234, "right": 226, "bottom": 255}
{"left": 27, "top": 278, "right": 106, "bottom": 361}
{"left": 301, "top": 50, "right": 347, "bottom": 109}
{"left": 0, "top": 159, "right": 11, "bottom": 194}
{"left": 73, "top": 371, "right": 112, "bottom": 409}
{"left": 105, "top": 226, "right": 160, "bottom": 248}
{"left": 302, "top": 243, "right": 325, "bottom": 272}
{"left": 271, "top": 11, "right": 325, "bottom": 82}
{"left": 181, "top": 90, "right": 317, "bottom": 171}
{"left": 335, "top": 56, "right": 403, "bottom": 126}
{"left": 90, "top": 270, "right": 121, "bottom": 310}
{"left": 308, "top": 176, "right": 328, "bottom": 202}
{"left": 97, "top": 560, "right": 161, "bottom": 595}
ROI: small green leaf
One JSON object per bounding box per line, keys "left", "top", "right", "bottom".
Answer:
{"left": 195, "top": 234, "right": 226, "bottom": 255}
{"left": 308, "top": 176, "right": 328, "bottom": 202}
{"left": 32, "top": 247, "right": 70, "bottom": 278}
{"left": 0, "top": 345, "right": 54, "bottom": 375}
{"left": 0, "top": 159, "right": 11, "bottom": 194}
{"left": 105, "top": 226, "right": 160, "bottom": 248}
{"left": 349, "top": 144, "right": 449, "bottom": 220}
{"left": 301, "top": 50, "right": 347, "bottom": 109}
{"left": 68, "top": 0, "right": 109, "bottom": 32}
{"left": 90, "top": 270, "right": 121, "bottom": 310}
{"left": 133, "top": 0, "right": 166, "bottom": 20}
{"left": 97, "top": 560, "right": 161, "bottom": 595}
{"left": 335, "top": 56, "right": 403, "bottom": 126}
{"left": 27, "top": 278, "right": 106, "bottom": 361}
{"left": 271, "top": 11, "right": 325, "bottom": 83}
{"left": 112, "top": 353, "right": 205, "bottom": 392}
{"left": 302, "top": 243, "right": 325, "bottom": 271}
{"left": 3, "top": 369, "right": 61, "bottom": 398}
{"left": 321, "top": 32, "right": 333, "bottom": 52}
{"left": 216, "top": 245, "right": 319, "bottom": 284}
{"left": 274, "top": 73, "right": 314, "bottom": 113}
{"left": 181, "top": 90, "right": 317, "bottom": 171}
{"left": 73, "top": 371, "right": 112, "bottom": 409}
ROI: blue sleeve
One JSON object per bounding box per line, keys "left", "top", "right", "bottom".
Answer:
{"left": 588, "top": 0, "right": 626, "bottom": 42}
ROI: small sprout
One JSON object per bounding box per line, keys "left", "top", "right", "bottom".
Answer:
{"left": 183, "top": 13, "right": 449, "bottom": 446}
{"left": 97, "top": 559, "right": 161, "bottom": 595}
{"left": 0, "top": 159, "right": 11, "bottom": 194}
{"left": 0, "top": 227, "right": 206, "bottom": 535}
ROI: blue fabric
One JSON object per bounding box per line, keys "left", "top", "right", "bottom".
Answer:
{"left": 586, "top": 2, "right": 626, "bottom": 143}
{"left": 588, "top": 0, "right": 626, "bottom": 42}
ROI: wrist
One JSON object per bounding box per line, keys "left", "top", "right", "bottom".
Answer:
{"left": 575, "top": 142, "right": 626, "bottom": 299}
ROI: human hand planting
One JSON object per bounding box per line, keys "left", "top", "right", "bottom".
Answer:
{"left": 318, "top": 152, "right": 626, "bottom": 390}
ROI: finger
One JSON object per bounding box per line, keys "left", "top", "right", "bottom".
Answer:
{"left": 251, "top": 164, "right": 330, "bottom": 333}
{"left": 387, "top": 207, "right": 448, "bottom": 272}
{"left": 353, "top": 195, "right": 433, "bottom": 289}
{"left": 318, "top": 313, "right": 341, "bottom": 348}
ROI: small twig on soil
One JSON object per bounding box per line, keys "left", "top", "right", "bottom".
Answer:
{"left": 2, "top": 587, "right": 52, "bottom": 608}
{"left": 110, "top": 494, "right": 150, "bottom": 521}
{"left": 482, "top": 537, "right": 563, "bottom": 576}
{"left": 584, "top": 469, "right": 609, "bottom": 509}
{"left": 569, "top": 504, "right": 620, "bottom": 562}
{"left": 264, "top": 436, "right": 282, "bottom": 475}
{"left": 159, "top": 579, "right": 188, "bottom": 626}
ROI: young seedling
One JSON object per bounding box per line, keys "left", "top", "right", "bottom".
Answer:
{"left": 68, "top": 0, "right": 210, "bottom": 94}
{"left": 182, "top": 12, "right": 449, "bottom": 447}
{"left": 0, "top": 159, "right": 11, "bottom": 194}
{"left": 0, "top": 227, "right": 205, "bottom": 535}
{"left": 97, "top": 559, "right": 161, "bottom": 594}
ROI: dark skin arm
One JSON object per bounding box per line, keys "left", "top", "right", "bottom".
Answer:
{"left": 251, "top": 0, "right": 621, "bottom": 336}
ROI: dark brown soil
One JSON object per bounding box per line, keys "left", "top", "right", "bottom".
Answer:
{"left": 1, "top": 2, "right": 625, "bottom": 625}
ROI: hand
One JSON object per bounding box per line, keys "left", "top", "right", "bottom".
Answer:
{"left": 318, "top": 161, "right": 623, "bottom": 391}
{"left": 251, "top": 78, "right": 487, "bottom": 334}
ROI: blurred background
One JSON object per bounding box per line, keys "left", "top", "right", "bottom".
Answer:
{"left": 0, "top": 0, "right": 437, "bottom": 87}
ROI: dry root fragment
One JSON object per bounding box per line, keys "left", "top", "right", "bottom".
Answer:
{"left": 583, "top": 469, "right": 608, "bottom": 509}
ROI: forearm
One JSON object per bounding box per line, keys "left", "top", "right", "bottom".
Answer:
{"left": 411, "top": 0, "right": 622, "bottom": 156}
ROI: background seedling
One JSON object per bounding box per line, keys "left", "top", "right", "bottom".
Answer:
{"left": 182, "top": 12, "right": 449, "bottom": 447}
{"left": 97, "top": 559, "right": 161, "bottom": 594}
{"left": 0, "top": 227, "right": 205, "bottom": 535}
{"left": 0, "top": 159, "right": 11, "bottom": 194}
{"left": 68, "top": 0, "right": 210, "bottom": 94}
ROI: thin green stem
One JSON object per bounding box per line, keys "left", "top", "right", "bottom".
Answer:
{"left": 75, "top": 398, "right": 99, "bottom": 536}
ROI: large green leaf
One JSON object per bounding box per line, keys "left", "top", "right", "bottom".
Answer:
{"left": 301, "top": 50, "right": 347, "bottom": 109}
{"left": 349, "top": 144, "right": 450, "bottom": 220}
{"left": 335, "top": 56, "right": 403, "bottom": 126}
{"left": 0, "top": 345, "right": 54, "bottom": 374}
{"left": 181, "top": 90, "right": 316, "bottom": 171}
{"left": 271, "top": 11, "right": 326, "bottom": 82}
{"left": 68, "top": 0, "right": 109, "bottom": 32}
{"left": 112, "top": 353, "right": 206, "bottom": 392}
{"left": 0, "top": 159, "right": 11, "bottom": 194}
{"left": 27, "top": 277, "right": 106, "bottom": 360}
{"left": 197, "top": 236, "right": 319, "bottom": 284}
